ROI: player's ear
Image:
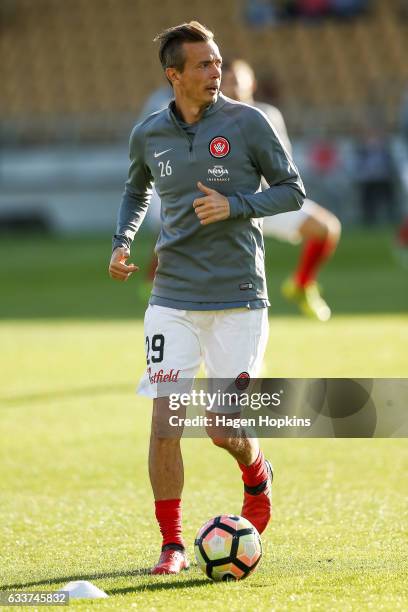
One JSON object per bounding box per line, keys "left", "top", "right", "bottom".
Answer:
{"left": 166, "top": 67, "right": 180, "bottom": 87}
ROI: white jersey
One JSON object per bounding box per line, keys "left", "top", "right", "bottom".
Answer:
{"left": 256, "top": 101, "right": 314, "bottom": 242}
{"left": 255, "top": 102, "right": 293, "bottom": 157}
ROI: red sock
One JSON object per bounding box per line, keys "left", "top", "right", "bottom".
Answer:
{"left": 238, "top": 450, "right": 268, "bottom": 487}
{"left": 295, "top": 236, "right": 334, "bottom": 287}
{"left": 155, "top": 498, "right": 184, "bottom": 549}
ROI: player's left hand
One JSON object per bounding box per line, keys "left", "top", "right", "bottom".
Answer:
{"left": 193, "top": 181, "right": 230, "bottom": 225}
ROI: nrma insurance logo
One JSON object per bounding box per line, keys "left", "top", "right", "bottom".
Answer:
{"left": 208, "top": 165, "right": 230, "bottom": 182}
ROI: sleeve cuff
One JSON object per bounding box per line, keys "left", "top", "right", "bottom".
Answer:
{"left": 112, "top": 234, "right": 130, "bottom": 252}
{"left": 228, "top": 196, "right": 245, "bottom": 219}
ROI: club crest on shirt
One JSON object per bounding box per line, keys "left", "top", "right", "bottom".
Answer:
{"left": 209, "top": 136, "right": 230, "bottom": 158}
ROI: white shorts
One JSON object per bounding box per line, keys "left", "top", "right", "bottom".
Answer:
{"left": 137, "top": 305, "right": 269, "bottom": 399}
{"left": 262, "top": 198, "right": 316, "bottom": 243}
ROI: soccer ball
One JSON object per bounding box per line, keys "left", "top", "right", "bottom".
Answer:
{"left": 194, "top": 514, "right": 262, "bottom": 581}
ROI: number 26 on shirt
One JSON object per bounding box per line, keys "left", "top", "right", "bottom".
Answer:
{"left": 158, "top": 159, "right": 172, "bottom": 177}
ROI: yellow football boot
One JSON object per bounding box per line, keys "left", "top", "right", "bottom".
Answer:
{"left": 281, "top": 278, "right": 331, "bottom": 322}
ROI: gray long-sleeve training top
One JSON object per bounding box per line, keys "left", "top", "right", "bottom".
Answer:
{"left": 113, "top": 93, "right": 305, "bottom": 310}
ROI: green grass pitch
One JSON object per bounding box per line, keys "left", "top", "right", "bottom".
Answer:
{"left": 0, "top": 229, "right": 407, "bottom": 610}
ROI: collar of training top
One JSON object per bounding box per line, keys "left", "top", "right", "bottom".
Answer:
{"left": 168, "top": 93, "right": 228, "bottom": 123}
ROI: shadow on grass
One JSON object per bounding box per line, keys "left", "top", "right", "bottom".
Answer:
{"left": 0, "top": 568, "right": 152, "bottom": 591}
{"left": 108, "top": 577, "right": 210, "bottom": 595}
{"left": 0, "top": 570, "right": 209, "bottom": 593}
{"left": 0, "top": 383, "right": 134, "bottom": 407}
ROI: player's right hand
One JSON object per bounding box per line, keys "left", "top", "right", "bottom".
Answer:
{"left": 108, "top": 246, "right": 139, "bottom": 281}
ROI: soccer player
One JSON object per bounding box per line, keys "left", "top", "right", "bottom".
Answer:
{"left": 109, "top": 22, "right": 305, "bottom": 575}
{"left": 221, "top": 59, "right": 341, "bottom": 321}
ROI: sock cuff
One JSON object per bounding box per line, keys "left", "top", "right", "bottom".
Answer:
{"left": 238, "top": 449, "right": 263, "bottom": 471}
{"left": 238, "top": 449, "right": 268, "bottom": 488}
{"left": 155, "top": 498, "right": 181, "bottom": 510}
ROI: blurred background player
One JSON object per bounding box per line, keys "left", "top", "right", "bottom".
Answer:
{"left": 221, "top": 59, "right": 341, "bottom": 322}
{"left": 353, "top": 126, "right": 398, "bottom": 225}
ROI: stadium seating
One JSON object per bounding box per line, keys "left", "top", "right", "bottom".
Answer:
{"left": 1, "top": 0, "right": 407, "bottom": 140}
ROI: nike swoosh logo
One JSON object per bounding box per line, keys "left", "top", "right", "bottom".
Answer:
{"left": 154, "top": 148, "right": 173, "bottom": 158}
